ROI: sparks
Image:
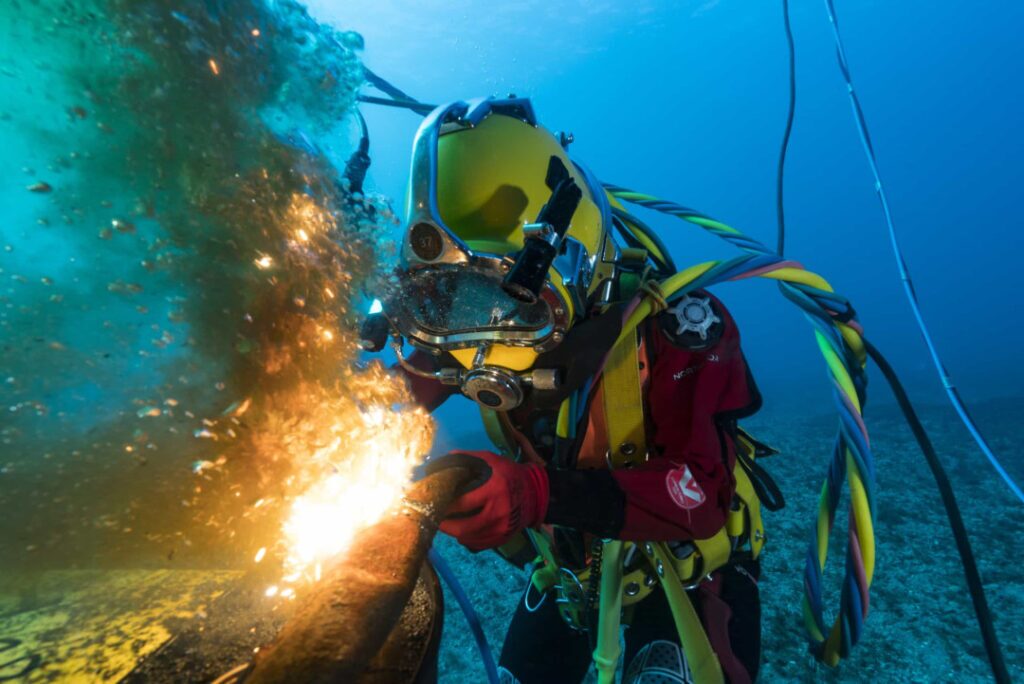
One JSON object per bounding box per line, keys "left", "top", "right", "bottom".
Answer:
{"left": 208, "top": 58, "right": 220, "bottom": 76}
{"left": 254, "top": 254, "right": 273, "bottom": 270}
{"left": 278, "top": 399, "right": 432, "bottom": 584}
{"left": 254, "top": 547, "right": 267, "bottom": 563}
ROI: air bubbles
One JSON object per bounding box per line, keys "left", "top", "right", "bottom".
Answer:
{"left": 338, "top": 31, "right": 364, "bottom": 50}
{"left": 111, "top": 218, "right": 135, "bottom": 234}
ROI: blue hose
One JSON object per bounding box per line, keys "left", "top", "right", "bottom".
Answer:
{"left": 427, "top": 546, "right": 501, "bottom": 684}
{"left": 822, "top": 0, "right": 1024, "bottom": 506}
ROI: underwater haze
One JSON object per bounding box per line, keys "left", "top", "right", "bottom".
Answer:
{"left": 1, "top": 0, "right": 1022, "bottom": 682}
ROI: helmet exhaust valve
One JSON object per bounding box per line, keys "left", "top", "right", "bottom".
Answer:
{"left": 666, "top": 295, "right": 720, "bottom": 341}
{"left": 462, "top": 368, "right": 524, "bottom": 410}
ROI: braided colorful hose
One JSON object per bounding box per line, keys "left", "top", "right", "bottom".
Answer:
{"left": 605, "top": 184, "right": 874, "bottom": 666}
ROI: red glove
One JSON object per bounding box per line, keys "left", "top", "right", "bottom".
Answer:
{"left": 425, "top": 450, "right": 549, "bottom": 551}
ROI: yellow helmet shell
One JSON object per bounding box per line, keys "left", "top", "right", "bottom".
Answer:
{"left": 396, "top": 98, "right": 617, "bottom": 371}
{"left": 433, "top": 114, "right": 606, "bottom": 270}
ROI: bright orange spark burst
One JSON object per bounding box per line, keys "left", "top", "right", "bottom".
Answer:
{"left": 279, "top": 404, "right": 431, "bottom": 582}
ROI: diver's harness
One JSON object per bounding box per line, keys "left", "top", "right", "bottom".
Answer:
{"left": 356, "top": 101, "right": 789, "bottom": 681}
{"left": 482, "top": 271, "right": 784, "bottom": 684}
{"left": 356, "top": 58, "right": 1020, "bottom": 679}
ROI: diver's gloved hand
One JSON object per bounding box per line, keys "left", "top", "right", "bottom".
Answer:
{"left": 423, "top": 450, "right": 549, "bottom": 551}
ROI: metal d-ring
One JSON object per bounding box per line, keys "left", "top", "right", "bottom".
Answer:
{"left": 523, "top": 576, "right": 549, "bottom": 613}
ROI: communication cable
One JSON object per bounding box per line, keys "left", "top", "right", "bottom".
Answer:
{"left": 427, "top": 546, "right": 501, "bottom": 684}
{"left": 820, "top": 0, "right": 1024, "bottom": 506}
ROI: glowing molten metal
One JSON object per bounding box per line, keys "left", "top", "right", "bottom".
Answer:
{"left": 278, "top": 399, "right": 433, "bottom": 585}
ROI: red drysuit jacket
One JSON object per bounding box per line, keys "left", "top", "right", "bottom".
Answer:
{"left": 402, "top": 292, "right": 760, "bottom": 543}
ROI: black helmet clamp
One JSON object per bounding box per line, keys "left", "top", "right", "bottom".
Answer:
{"left": 501, "top": 156, "right": 583, "bottom": 303}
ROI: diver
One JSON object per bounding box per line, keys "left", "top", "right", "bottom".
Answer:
{"left": 365, "top": 97, "right": 778, "bottom": 684}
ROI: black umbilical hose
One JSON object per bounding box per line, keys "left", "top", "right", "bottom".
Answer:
{"left": 863, "top": 339, "right": 1010, "bottom": 684}
{"left": 775, "top": 2, "right": 1009, "bottom": 680}
{"left": 776, "top": 0, "right": 796, "bottom": 256}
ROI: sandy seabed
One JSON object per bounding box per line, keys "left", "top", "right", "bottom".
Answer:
{"left": 433, "top": 399, "right": 1024, "bottom": 683}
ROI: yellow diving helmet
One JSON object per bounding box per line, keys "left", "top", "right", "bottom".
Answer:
{"left": 382, "top": 97, "right": 620, "bottom": 410}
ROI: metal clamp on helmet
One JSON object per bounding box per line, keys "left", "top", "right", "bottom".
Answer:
{"left": 502, "top": 156, "right": 583, "bottom": 303}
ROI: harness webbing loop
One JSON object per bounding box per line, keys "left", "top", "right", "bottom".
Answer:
{"left": 592, "top": 540, "right": 626, "bottom": 684}
{"left": 602, "top": 329, "right": 647, "bottom": 469}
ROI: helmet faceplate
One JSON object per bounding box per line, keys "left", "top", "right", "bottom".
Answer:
{"left": 389, "top": 97, "right": 616, "bottom": 367}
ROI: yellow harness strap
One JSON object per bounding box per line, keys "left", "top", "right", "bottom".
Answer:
{"left": 593, "top": 327, "right": 647, "bottom": 681}
{"left": 526, "top": 529, "right": 560, "bottom": 594}
{"left": 596, "top": 313, "right": 729, "bottom": 684}
{"left": 602, "top": 327, "right": 647, "bottom": 468}
{"left": 692, "top": 529, "right": 733, "bottom": 578}
{"left": 593, "top": 541, "right": 626, "bottom": 684}
{"left": 479, "top": 406, "right": 515, "bottom": 458}
{"left": 647, "top": 542, "right": 725, "bottom": 684}
{"left": 731, "top": 449, "right": 766, "bottom": 559}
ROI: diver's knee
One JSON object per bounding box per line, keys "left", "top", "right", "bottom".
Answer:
{"left": 624, "top": 640, "right": 693, "bottom": 684}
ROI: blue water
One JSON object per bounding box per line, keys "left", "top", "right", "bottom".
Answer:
{"left": 1, "top": 0, "right": 1021, "bottom": 681}
{"left": 322, "top": 0, "right": 1024, "bottom": 410}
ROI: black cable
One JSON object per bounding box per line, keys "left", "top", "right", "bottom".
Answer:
{"left": 342, "top": 110, "right": 371, "bottom": 194}
{"left": 357, "top": 94, "right": 437, "bottom": 116}
{"left": 360, "top": 66, "right": 438, "bottom": 115}
{"left": 772, "top": 5, "right": 1008, "bottom": 680}
{"left": 863, "top": 339, "right": 1010, "bottom": 684}
{"left": 776, "top": 0, "right": 796, "bottom": 256}
{"left": 362, "top": 65, "right": 420, "bottom": 103}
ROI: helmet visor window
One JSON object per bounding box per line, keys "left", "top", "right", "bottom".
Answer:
{"left": 389, "top": 266, "right": 553, "bottom": 346}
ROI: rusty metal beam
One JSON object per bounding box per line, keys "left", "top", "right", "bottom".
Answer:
{"left": 246, "top": 467, "right": 469, "bottom": 683}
